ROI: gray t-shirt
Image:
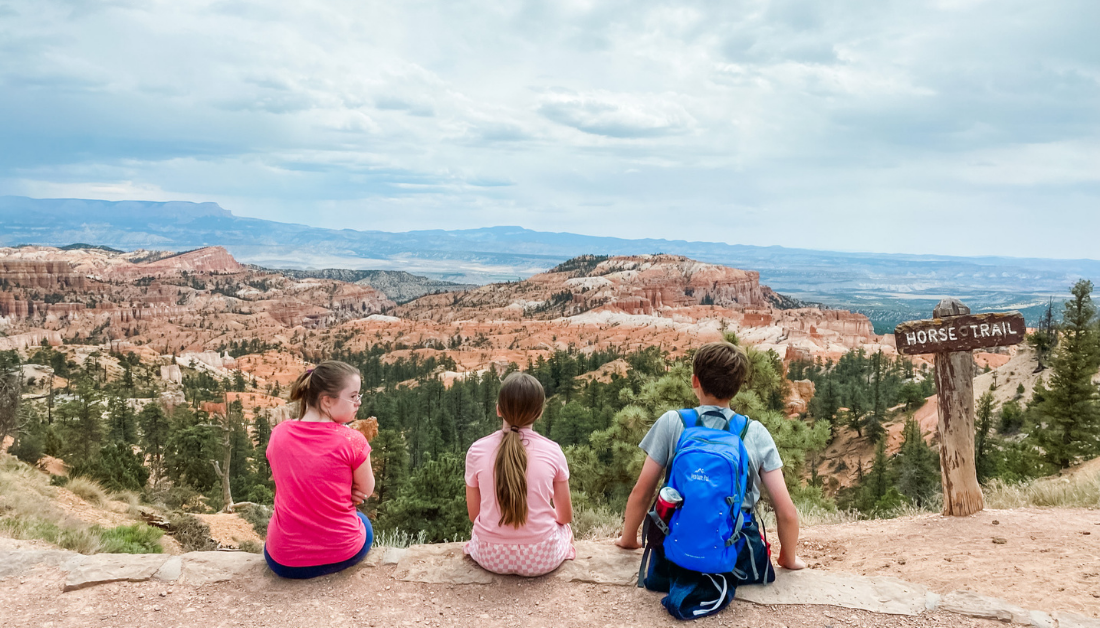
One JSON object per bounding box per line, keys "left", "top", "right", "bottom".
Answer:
{"left": 638, "top": 405, "right": 783, "bottom": 509}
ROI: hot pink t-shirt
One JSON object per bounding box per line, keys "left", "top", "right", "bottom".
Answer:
{"left": 265, "top": 421, "right": 370, "bottom": 567}
{"left": 465, "top": 428, "right": 570, "bottom": 545}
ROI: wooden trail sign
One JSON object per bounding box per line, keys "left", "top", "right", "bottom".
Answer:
{"left": 893, "top": 300, "right": 1026, "bottom": 517}
{"left": 895, "top": 311, "right": 1026, "bottom": 355}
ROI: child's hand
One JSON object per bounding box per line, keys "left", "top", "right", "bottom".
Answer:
{"left": 615, "top": 536, "right": 642, "bottom": 550}
{"left": 778, "top": 554, "right": 806, "bottom": 570}
{"left": 351, "top": 488, "right": 368, "bottom": 505}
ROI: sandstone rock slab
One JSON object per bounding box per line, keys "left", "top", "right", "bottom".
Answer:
{"left": 1028, "top": 610, "right": 1054, "bottom": 628}
{"left": 362, "top": 547, "right": 407, "bottom": 568}
{"left": 394, "top": 543, "right": 497, "bottom": 585}
{"left": 1055, "top": 612, "right": 1100, "bottom": 628}
{"left": 0, "top": 549, "right": 81, "bottom": 579}
{"left": 64, "top": 554, "right": 170, "bottom": 591}
{"left": 179, "top": 551, "right": 267, "bottom": 586}
{"left": 939, "top": 590, "right": 1031, "bottom": 624}
{"left": 550, "top": 541, "right": 640, "bottom": 586}
{"left": 154, "top": 556, "right": 182, "bottom": 581}
{"left": 736, "top": 568, "right": 929, "bottom": 616}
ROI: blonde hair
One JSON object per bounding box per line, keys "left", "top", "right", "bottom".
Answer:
{"left": 494, "top": 372, "right": 545, "bottom": 528}
{"left": 288, "top": 361, "right": 360, "bottom": 419}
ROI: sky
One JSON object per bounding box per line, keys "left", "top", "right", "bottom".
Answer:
{"left": 1, "top": 0, "right": 1098, "bottom": 258}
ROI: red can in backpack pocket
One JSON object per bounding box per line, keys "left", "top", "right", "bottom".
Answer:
{"left": 655, "top": 486, "right": 683, "bottom": 523}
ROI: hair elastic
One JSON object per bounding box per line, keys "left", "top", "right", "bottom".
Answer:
{"left": 509, "top": 426, "right": 520, "bottom": 433}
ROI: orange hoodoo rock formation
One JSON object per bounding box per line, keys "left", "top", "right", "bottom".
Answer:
{"left": 397, "top": 254, "right": 770, "bottom": 322}
{"left": 0, "top": 245, "right": 395, "bottom": 351}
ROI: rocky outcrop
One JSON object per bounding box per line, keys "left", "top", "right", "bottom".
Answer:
{"left": 0, "top": 329, "right": 63, "bottom": 351}
{"left": 786, "top": 379, "right": 816, "bottom": 415}
{"left": 397, "top": 254, "right": 769, "bottom": 322}
{"left": 0, "top": 260, "right": 86, "bottom": 290}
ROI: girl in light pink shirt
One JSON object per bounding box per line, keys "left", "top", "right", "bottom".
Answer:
{"left": 464, "top": 372, "right": 576, "bottom": 576}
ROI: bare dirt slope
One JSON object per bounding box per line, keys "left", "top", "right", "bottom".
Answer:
{"left": 792, "top": 507, "right": 1100, "bottom": 617}
{"left": 0, "top": 560, "right": 1010, "bottom": 628}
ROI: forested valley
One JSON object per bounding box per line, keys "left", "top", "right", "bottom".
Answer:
{"left": 2, "top": 281, "right": 1098, "bottom": 547}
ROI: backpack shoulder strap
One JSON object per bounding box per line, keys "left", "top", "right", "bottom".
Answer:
{"left": 732, "top": 413, "right": 752, "bottom": 439}
{"left": 675, "top": 408, "right": 700, "bottom": 428}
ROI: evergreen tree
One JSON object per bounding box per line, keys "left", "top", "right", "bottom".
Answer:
{"left": 846, "top": 384, "right": 866, "bottom": 437}
{"left": 1034, "top": 280, "right": 1100, "bottom": 468}
{"left": 164, "top": 407, "right": 219, "bottom": 492}
{"left": 857, "top": 440, "right": 904, "bottom": 514}
{"left": 138, "top": 402, "right": 170, "bottom": 487}
{"left": 56, "top": 375, "right": 104, "bottom": 465}
{"left": 366, "top": 429, "right": 409, "bottom": 516}
{"left": 106, "top": 394, "right": 138, "bottom": 445}
{"left": 0, "top": 350, "right": 22, "bottom": 444}
{"left": 377, "top": 453, "right": 469, "bottom": 542}
{"left": 863, "top": 351, "right": 887, "bottom": 443}
{"left": 997, "top": 399, "right": 1024, "bottom": 434}
{"left": 73, "top": 441, "right": 150, "bottom": 492}
{"left": 894, "top": 418, "right": 940, "bottom": 507}
{"left": 974, "top": 391, "right": 996, "bottom": 482}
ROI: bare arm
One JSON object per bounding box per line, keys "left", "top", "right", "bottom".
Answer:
{"left": 615, "top": 456, "right": 664, "bottom": 550}
{"left": 465, "top": 486, "right": 480, "bottom": 523}
{"left": 351, "top": 454, "right": 375, "bottom": 505}
{"left": 553, "top": 479, "right": 573, "bottom": 525}
{"left": 760, "top": 468, "right": 805, "bottom": 570}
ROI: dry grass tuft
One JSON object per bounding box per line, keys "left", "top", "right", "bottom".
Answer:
{"left": 67, "top": 476, "right": 108, "bottom": 505}
{"left": 572, "top": 505, "right": 623, "bottom": 540}
{"left": 984, "top": 470, "right": 1100, "bottom": 509}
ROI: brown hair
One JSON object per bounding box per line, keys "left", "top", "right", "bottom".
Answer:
{"left": 494, "top": 372, "right": 546, "bottom": 528}
{"left": 289, "top": 360, "right": 361, "bottom": 419}
{"left": 692, "top": 341, "right": 749, "bottom": 401}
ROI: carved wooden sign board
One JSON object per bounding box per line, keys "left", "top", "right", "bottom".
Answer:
{"left": 894, "top": 311, "right": 1026, "bottom": 355}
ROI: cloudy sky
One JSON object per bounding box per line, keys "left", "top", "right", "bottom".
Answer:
{"left": 1, "top": 0, "right": 1097, "bottom": 258}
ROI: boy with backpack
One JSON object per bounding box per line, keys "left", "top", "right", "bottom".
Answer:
{"left": 615, "top": 341, "right": 805, "bottom": 619}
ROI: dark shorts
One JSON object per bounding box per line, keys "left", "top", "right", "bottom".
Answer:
{"left": 264, "top": 511, "right": 374, "bottom": 579}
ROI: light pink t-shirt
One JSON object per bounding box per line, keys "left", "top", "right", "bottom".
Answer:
{"left": 465, "top": 428, "right": 570, "bottom": 545}
{"left": 265, "top": 421, "right": 370, "bottom": 567}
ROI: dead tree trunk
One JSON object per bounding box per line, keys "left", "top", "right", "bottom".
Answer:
{"left": 211, "top": 422, "right": 234, "bottom": 513}
{"left": 933, "top": 299, "right": 984, "bottom": 516}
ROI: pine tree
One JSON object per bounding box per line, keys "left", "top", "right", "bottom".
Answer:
{"left": 367, "top": 429, "right": 409, "bottom": 516}
{"left": 0, "top": 350, "right": 22, "bottom": 444}
{"left": 106, "top": 394, "right": 138, "bottom": 445}
{"left": 138, "top": 402, "right": 170, "bottom": 487}
{"left": 377, "top": 453, "right": 468, "bottom": 542}
{"left": 863, "top": 351, "right": 887, "bottom": 443}
{"left": 974, "top": 391, "right": 996, "bottom": 482}
{"left": 894, "top": 418, "right": 940, "bottom": 507}
{"left": 1034, "top": 280, "right": 1100, "bottom": 468}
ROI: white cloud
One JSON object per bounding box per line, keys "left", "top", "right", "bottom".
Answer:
{"left": 0, "top": 0, "right": 1097, "bottom": 257}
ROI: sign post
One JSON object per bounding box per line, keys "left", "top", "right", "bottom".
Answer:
{"left": 894, "top": 299, "right": 1026, "bottom": 517}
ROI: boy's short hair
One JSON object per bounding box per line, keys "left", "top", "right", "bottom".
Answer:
{"left": 692, "top": 341, "right": 749, "bottom": 401}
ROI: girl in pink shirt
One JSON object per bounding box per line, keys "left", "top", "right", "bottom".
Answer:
{"left": 264, "top": 361, "right": 376, "bottom": 579}
{"left": 464, "top": 372, "right": 575, "bottom": 576}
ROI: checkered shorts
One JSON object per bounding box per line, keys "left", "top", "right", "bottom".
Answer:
{"left": 464, "top": 523, "right": 577, "bottom": 577}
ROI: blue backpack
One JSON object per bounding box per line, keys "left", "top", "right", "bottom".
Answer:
{"left": 661, "top": 408, "right": 754, "bottom": 574}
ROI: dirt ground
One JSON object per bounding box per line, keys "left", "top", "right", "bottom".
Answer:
{"left": 197, "top": 513, "right": 263, "bottom": 549}
{"left": 792, "top": 507, "right": 1100, "bottom": 617}
{"left": 0, "top": 561, "right": 1014, "bottom": 628}
{"left": 53, "top": 488, "right": 135, "bottom": 528}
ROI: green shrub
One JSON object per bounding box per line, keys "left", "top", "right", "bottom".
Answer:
{"left": 71, "top": 442, "right": 150, "bottom": 493}
{"left": 239, "top": 540, "right": 263, "bottom": 554}
{"left": 10, "top": 433, "right": 44, "bottom": 465}
{"left": 169, "top": 513, "right": 215, "bottom": 552}
{"left": 96, "top": 524, "right": 163, "bottom": 554}
{"left": 49, "top": 474, "right": 69, "bottom": 487}
{"left": 236, "top": 503, "right": 272, "bottom": 539}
